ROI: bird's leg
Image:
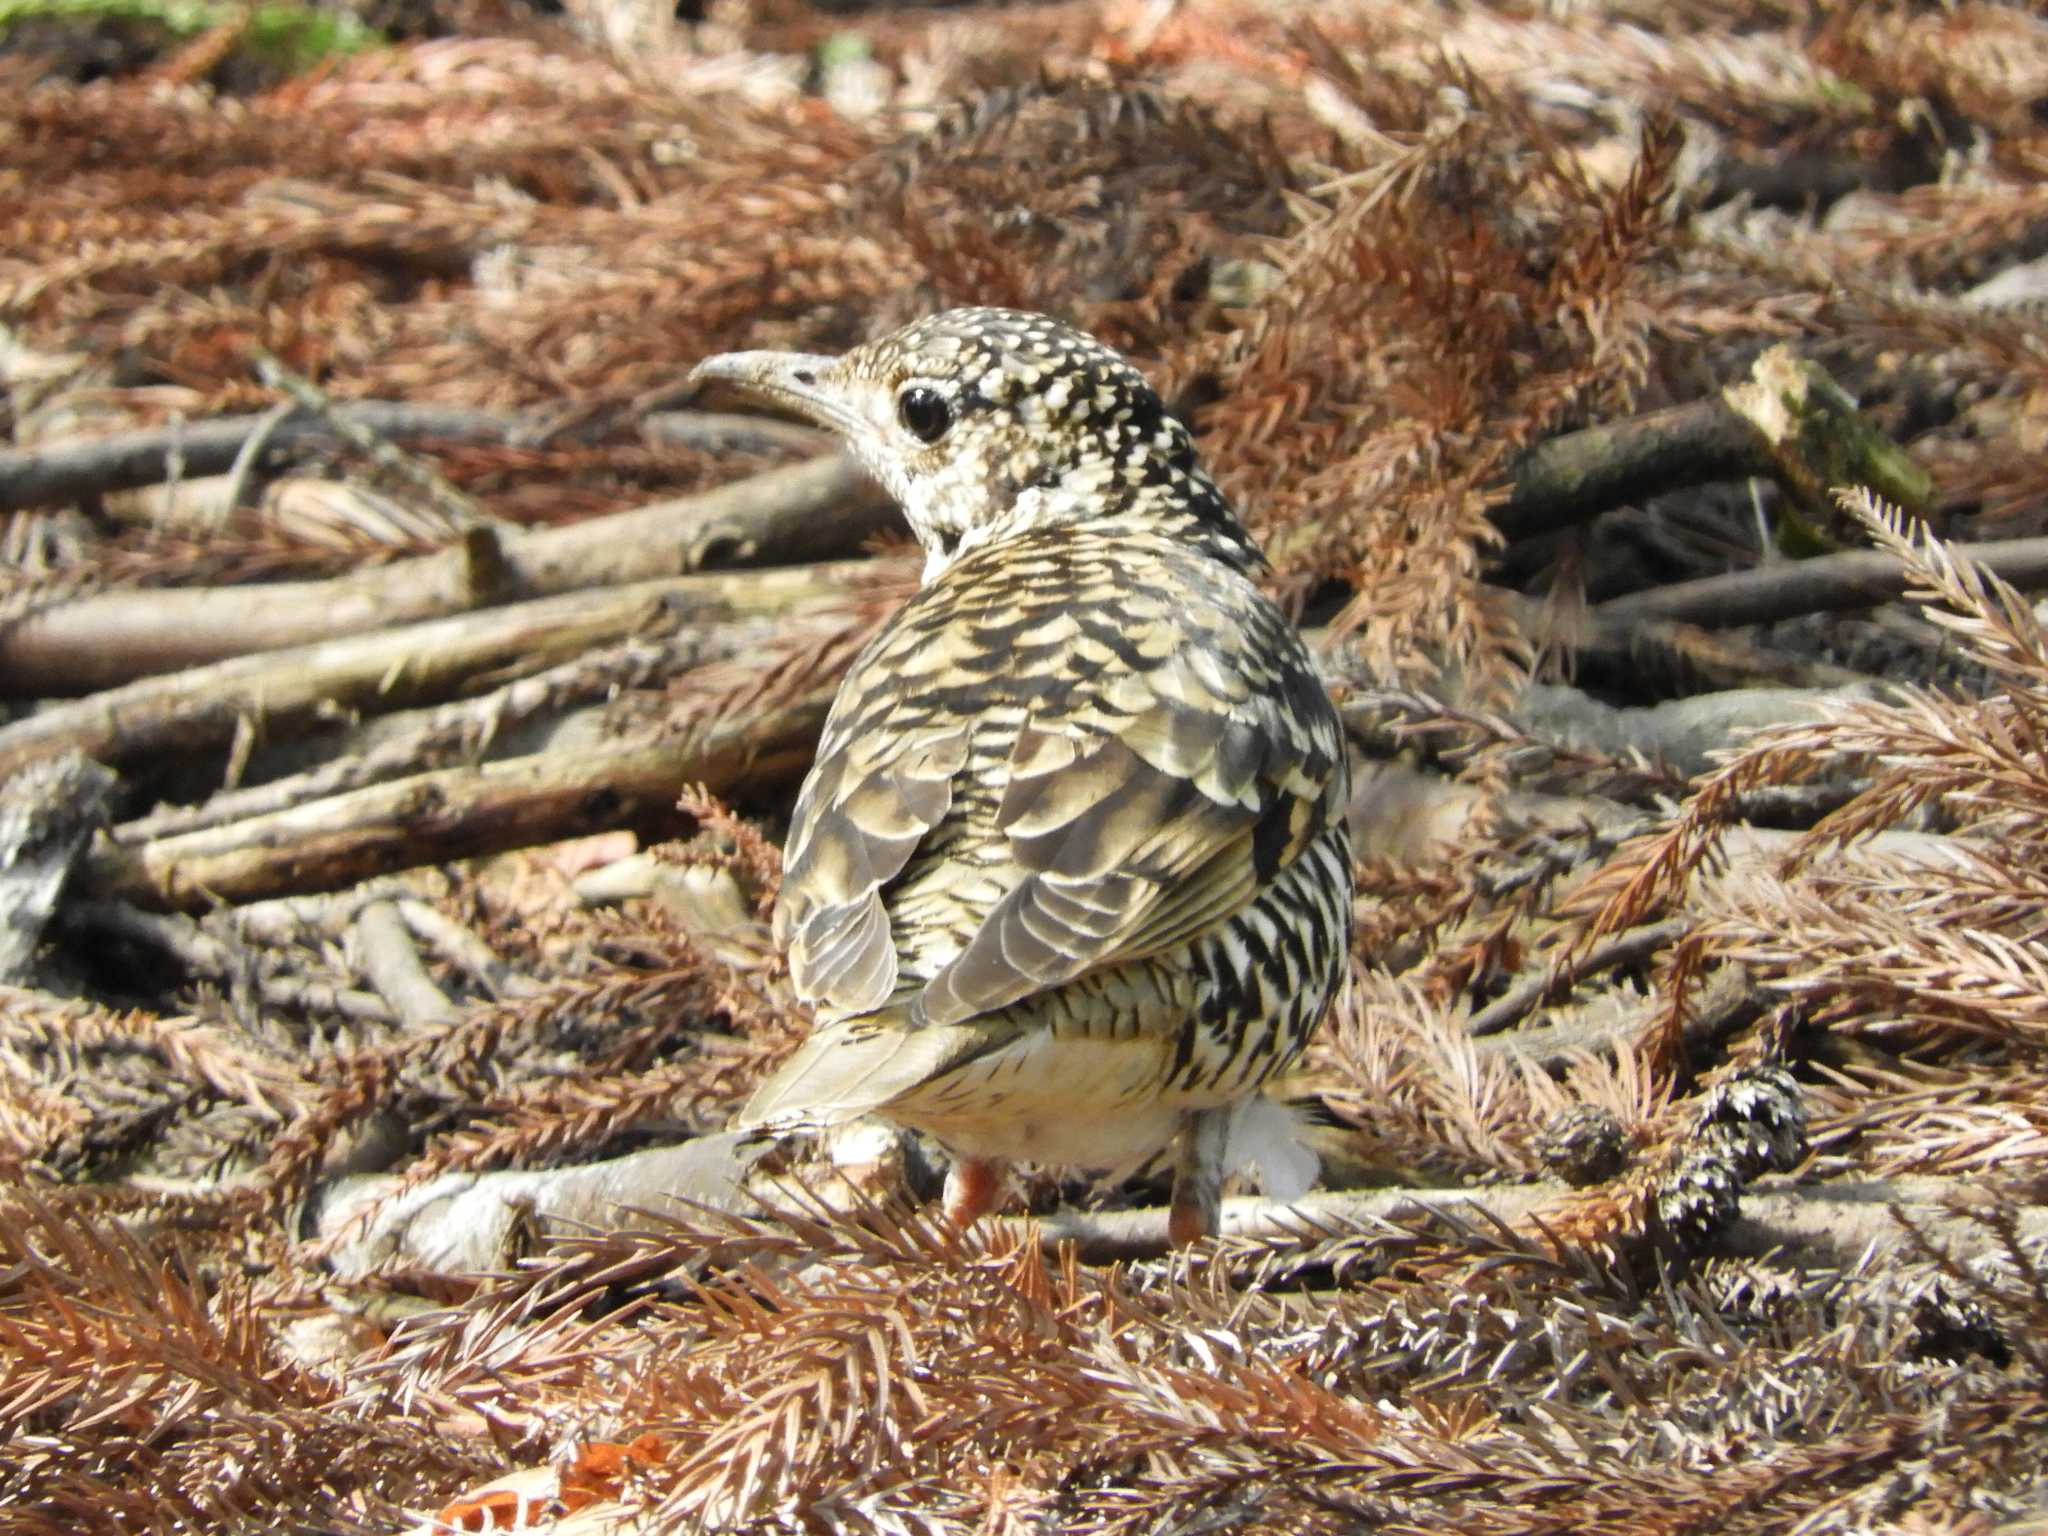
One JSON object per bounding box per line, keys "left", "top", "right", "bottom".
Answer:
{"left": 942, "top": 1155, "right": 1006, "bottom": 1231}
{"left": 1168, "top": 1106, "right": 1231, "bottom": 1246}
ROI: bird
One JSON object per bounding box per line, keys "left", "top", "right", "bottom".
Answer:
{"left": 689, "top": 307, "right": 1352, "bottom": 1245}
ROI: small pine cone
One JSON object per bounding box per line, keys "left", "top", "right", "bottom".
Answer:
{"left": 1534, "top": 1104, "right": 1628, "bottom": 1187}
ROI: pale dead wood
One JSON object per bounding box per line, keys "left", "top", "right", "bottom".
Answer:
{"left": 63, "top": 901, "right": 399, "bottom": 1024}
{"left": 1032, "top": 1176, "right": 2047, "bottom": 1264}
{"left": 1472, "top": 962, "right": 1758, "bottom": 1072}
{"left": 1495, "top": 397, "right": 1768, "bottom": 542}
{"left": 351, "top": 901, "right": 456, "bottom": 1029}
{"left": 1573, "top": 615, "right": 1875, "bottom": 692}
{"left": 0, "top": 563, "right": 860, "bottom": 780}
{"left": 252, "top": 350, "right": 495, "bottom": 534}
{"left": 394, "top": 899, "right": 534, "bottom": 1001}
{"left": 80, "top": 690, "right": 831, "bottom": 910}
{"left": 0, "top": 402, "right": 537, "bottom": 511}
{"left": 111, "top": 625, "right": 764, "bottom": 843}
{"left": 1594, "top": 536, "right": 2048, "bottom": 630}
{"left": 1467, "top": 918, "right": 1690, "bottom": 1036}
{"left": 317, "top": 1132, "right": 770, "bottom": 1278}
{"left": 0, "top": 454, "right": 894, "bottom": 693}
{"left": 1508, "top": 681, "right": 1877, "bottom": 780}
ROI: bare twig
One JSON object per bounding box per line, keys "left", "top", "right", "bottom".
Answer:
{"left": 215, "top": 400, "right": 296, "bottom": 529}
{"left": 1497, "top": 345, "right": 1929, "bottom": 544}
{"left": 395, "top": 898, "right": 534, "bottom": 1001}
{"left": 0, "top": 455, "right": 895, "bottom": 693}
{"left": 1467, "top": 918, "right": 1691, "bottom": 1036}
{"left": 0, "top": 402, "right": 538, "bottom": 511}
{"left": 252, "top": 350, "right": 494, "bottom": 533}
{"left": 64, "top": 900, "right": 398, "bottom": 1024}
{"left": 351, "top": 900, "right": 457, "bottom": 1028}
{"left": 1495, "top": 397, "right": 1767, "bottom": 543}
{"left": 1027, "top": 1176, "right": 2047, "bottom": 1264}
{"left": 1593, "top": 536, "right": 2048, "bottom": 631}
{"left": 111, "top": 625, "right": 765, "bottom": 843}
{"left": 80, "top": 690, "right": 831, "bottom": 910}
{"left": 1473, "top": 962, "right": 1759, "bottom": 1072}
{"left": 0, "top": 562, "right": 860, "bottom": 779}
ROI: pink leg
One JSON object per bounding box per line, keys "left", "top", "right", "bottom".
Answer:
{"left": 1168, "top": 1107, "right": 1230, "bottom": 1247}
{"left": 942, "top": 1156, "right": 1005, "bottom": 1230}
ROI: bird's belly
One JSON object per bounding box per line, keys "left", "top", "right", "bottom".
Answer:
{"left": 892, "top": 1035, "right": 1204, "bottom": 1170}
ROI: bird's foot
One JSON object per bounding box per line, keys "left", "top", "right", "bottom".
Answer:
{"left": 1168, "top": 1106, "right": 1231, "bottom": 1246}
{"left": 942, "top": 1155, "right": 1005, "bottom": 1231}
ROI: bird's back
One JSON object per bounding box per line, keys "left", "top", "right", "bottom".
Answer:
{"left": 759, "top": 514, "right": 1350, "bottom": 1150}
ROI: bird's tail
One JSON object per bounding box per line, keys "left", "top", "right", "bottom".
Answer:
{"left": 736, "top": 1008, "right": 1006, "bottom": 1133}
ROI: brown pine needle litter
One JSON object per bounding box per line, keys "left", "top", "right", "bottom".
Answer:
{"left": 5, "top": 2, "right": 2048, "bottom": 1532}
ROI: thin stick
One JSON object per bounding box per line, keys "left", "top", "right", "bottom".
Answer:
{"left": 0, "top": 402, "right": 537, "bottom": 511}
{"left": 1, "top": 454, "right": 893, "bottom": 693}
{"left": 252, "top": 349, "right": 494, "bottom": 532}
{"left": 1467, "top": 919, "right": 1690, "bottom": 1037}
{"left": 1593, "top": 536, "right": 2048, "bottom": 631}
{"left": 0, "top": 562, "right": 861, "bottom": 779}
{"left": 80, "top": 690, "right": 831, "bottom": 910}
{"left": 1025, "top": 1176, "right": 2046, "bottom": 1265}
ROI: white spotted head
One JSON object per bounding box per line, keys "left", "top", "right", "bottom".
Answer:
{"left": 689, "top": 308, "right": 1258, "bottom": 582}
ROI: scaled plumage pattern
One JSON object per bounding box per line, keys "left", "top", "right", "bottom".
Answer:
{"left": 690, "top": 308, "right": 1352, "bottom": 1243}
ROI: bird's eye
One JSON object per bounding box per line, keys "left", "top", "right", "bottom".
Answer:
{"left": 897, "top": 385, "right": 953, "bottom": 444}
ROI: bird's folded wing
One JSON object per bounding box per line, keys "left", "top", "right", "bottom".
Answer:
{"left": 915, "top": 650, "right": 1343, "bottom": 1026}
{"left": 775, "top": 724, "right": 968, "bottom": 1013}
{"left": 777, "top": 625, "right": 1345, "bottom": 1031}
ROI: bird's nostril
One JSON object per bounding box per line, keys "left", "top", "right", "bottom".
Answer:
{"left": 793, "top": 369, "right": 817, "bottom": 386}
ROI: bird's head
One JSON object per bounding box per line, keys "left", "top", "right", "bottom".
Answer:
{"left": 689, "top": 307, "right": 1253, "bottom": 582}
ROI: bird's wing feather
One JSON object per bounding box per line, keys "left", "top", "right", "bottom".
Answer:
{"left": 916, "top": 635, "right": 1344, "bottom": 1026}
{"left": 774, "top": 723, "right": 968, "bottom": 1012}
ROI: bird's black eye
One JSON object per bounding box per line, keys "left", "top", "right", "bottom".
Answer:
{"left": 897, "top": 385, "right": 953, "bottom": 444}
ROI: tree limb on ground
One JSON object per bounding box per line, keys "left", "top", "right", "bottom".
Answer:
{"left": 1495, "top": 344, "right": 1930, "bottom": 544}
{"left": 112, "top": 624, "right": 768, "bottom": 843}
{"left": 1593, "top": 535, "right": 2048, "bottom": 631}
{"left": 1, "top": 344, "right": 1923, "bottom": 695}
{"left": 0, "top": 453, "right": 896, "bottom": 693}
{"left": 1032, "top": 1176, "right": 2044, "bottom": 1264}
{"left": 79, "top": 689, "right": 832, "bottom": 910}
{"left": 0, "top": 562, "right": 864, "bottom": 779}
{"left": 0, "top": 403, "right": 543, "bottom": 511}
{"left": 315, "top": 1139, "right": 2038, "bottom": 1274}
{"left": 0, "top": 400, "right": 834, "bottom": 514}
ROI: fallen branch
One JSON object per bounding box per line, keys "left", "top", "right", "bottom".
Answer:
{"left": 0, "top": 401, "right": 836, "bottom": 513}
{"left": 1495, "top": 397, "right": 1766, "bottom": 543}
{"left": 317, "top": 1131, "right": 770, "bottom": 1278}
{"left": 1572, "top": 614, "right": 1875, "bottom": 694}
{"left": 1592, "top": 535, "right": 2048, "bottom": 631}
{"left": 252, "top": 350, "right": 495, "bottom": 534}
{"left": 1030, "top": 1176, "right": 2044, "bottom": 1265}
{"left": 351, "top": 900, "right": 456, "bottom": 1028}
{"left": 1467, "top": 918, "right": 1689, "bottom": 1036}
{"left": 1496, "top": 345, "right": 1928, "bottom": 543}
{"left": 1473, "top": 962, "right": 1758, "bottom": 1073}
{"left": 0, "top": 562, "right": 861, "bottom": 780}
{"left": 1, "top": 454, "right": 896, "bottom": 693}
{"left": 80, "top": 690, "right": 831, "bottom": 910}
{"left": 111, "top": 624, "right": 765, "bottom": 843}
{"left": 0, "top": 402, "right": 540, "bottom": 512}
{"left": 394, "top": 898, "right": 535, "bottom": 1001}
{"left": 63, "top": 901, "right": 398, "bottom": 1024}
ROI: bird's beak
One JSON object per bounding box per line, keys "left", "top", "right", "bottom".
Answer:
{"left": 687, "top": 351, "right": 862, "bottom": 438}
